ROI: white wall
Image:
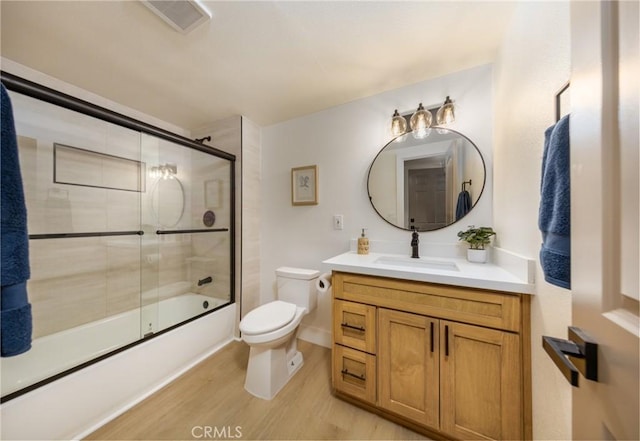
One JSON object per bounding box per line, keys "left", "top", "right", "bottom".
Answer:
{"left": 0, "top": 58, "right": 188, "bottom": 137}
{"left": 493, "top": 2, "right": 572, "bottom": 440}
{"left": 261, "top": 64, "right": 494, "bottom": 347}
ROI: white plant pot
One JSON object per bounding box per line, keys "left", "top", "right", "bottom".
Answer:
{"left": 467, "top": 248, "right": 488, "bottom": 263}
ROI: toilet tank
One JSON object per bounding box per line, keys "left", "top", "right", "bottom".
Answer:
{"left": 276, "top": 267, "right": 320, "bottom": 312}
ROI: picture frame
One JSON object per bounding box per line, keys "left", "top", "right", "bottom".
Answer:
{"left": 291, "top": 165, "right": 318, "bottom": 206}
{"left": 204, "top": 179, "right": 222, "bottom": 208}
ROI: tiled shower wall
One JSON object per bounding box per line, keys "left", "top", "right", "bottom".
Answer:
{"left": 192, "top": 115, "right": 262, "bottom": 329}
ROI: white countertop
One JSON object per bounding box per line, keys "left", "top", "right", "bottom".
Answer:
{"left": 322, "top": 251, "right": 535, "bottom": 294}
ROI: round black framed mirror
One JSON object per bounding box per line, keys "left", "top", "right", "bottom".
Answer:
{"left": 367, "top": 128, "right": 486, "bottom": 231}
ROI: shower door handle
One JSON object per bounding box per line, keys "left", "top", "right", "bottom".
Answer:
{"left": 156, "top": 228, "right": 229, "bottom": 235}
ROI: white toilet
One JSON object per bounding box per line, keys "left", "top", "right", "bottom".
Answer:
{"left": 239, "top": 266, "right": 319, "bottom": 400}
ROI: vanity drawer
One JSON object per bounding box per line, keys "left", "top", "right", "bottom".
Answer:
{"left": 333, "top": 272, "right": 521, "bottom": 332}
{"left": 334, "top": 299, "right": 376, "bottom": 353}
{"left": 333, "top": 345, "right": 376, "bottom": 404}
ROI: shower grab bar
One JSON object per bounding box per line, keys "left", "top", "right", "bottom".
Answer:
{"left": 156, "top": 228, "right": 229, "bottom": 235}
{"left": 29, "top": 230, "right": 144, "bottom": 240}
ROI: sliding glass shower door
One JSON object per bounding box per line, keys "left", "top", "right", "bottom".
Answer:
{"left": 140, "top": 134, "right": 233, "bottom": 335}
{"left": 1, "top": 75, "right": 234, "bottom": 400}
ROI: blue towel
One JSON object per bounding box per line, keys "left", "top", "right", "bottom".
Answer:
{"left": 538, "top": 114, "right": 570, "bottom": 289}
{"left": 455, "top": 190, "right": 472, "bottom": 220}
{"left": 1, "top": 83, "right": 33, "bottom": 356}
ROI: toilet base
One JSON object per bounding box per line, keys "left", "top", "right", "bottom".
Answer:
{"left": 244, "top": 338, "right": 304, "bottom": 400}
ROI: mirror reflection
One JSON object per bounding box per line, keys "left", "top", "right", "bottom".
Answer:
{"left": 367, "top": 128, "right": 486, "bottom": 231}
{"left": 151, "top": 176, "right": 185, "bottom": 227}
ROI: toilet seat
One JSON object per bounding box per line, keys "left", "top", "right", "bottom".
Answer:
{"left": 240, "top": 300, "right": 297, "bottom": 335}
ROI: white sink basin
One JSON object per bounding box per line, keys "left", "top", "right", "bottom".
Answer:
{"left": 373, "top": 255, "right": 459, "bottom": 272}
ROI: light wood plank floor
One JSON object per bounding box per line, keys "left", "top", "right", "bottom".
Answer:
{"left": 86, "top": 340, "right": 428, "bottom": 440}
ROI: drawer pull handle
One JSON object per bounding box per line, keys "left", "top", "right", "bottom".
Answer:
{"left": 341, "top": 323, "right": 365, "bottom": 332}
{"left": 341, "top": 369, "right": 366, "bottom": 381}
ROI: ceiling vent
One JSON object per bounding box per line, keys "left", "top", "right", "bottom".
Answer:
{"left": 141, "top": 0, "right": 212, "bottom": 34}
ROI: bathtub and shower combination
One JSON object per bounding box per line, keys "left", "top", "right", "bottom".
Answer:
{"left": 0, "top": 73, "right": 236, "bottom": 401}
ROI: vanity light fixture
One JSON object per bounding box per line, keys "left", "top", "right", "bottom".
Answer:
{"left": 149, "top": 163, "right": 177, "bottom": 180}
{"left": 436, "top": 96, "right": 455, "bottom": 125}
{"left": 390, "top": 97, "right": 456, "bottom": 140}
{"left": 410, "top": 103, "right": 432, "bottom": 139}
{"left": 390, "top": 109, "right": 408, "bottom": 137}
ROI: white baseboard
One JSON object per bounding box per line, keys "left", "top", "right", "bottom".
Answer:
{"left": 298, "top": 325, "right": 331, "bottom": 349}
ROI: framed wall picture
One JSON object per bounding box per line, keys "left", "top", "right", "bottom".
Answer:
{"left": 291, "top": 165, "right": 318, "bottom": 205}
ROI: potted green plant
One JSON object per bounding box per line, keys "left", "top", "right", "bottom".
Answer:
{"left": 457, "top": 226, "right": 496, "bottom": 263}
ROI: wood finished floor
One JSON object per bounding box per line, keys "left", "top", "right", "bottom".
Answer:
{"left": 86, "top": 340, "right": 428, "bottom": 440}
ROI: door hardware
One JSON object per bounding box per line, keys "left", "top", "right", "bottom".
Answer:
{"left": 542, "top": 326, "right": 598, "bottom": 387}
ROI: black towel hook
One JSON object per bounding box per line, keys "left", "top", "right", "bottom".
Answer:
{"left": 462, "top": 180, "right": 472, "bottom": 192}
{"left": 555, "top": 81, "right": 570, "bottom": 122}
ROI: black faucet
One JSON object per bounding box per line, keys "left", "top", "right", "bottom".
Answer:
{"left": 411, "top": 229, "right": 420, "bottom": 259}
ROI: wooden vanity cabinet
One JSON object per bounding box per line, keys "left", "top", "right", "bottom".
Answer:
{"left": 331, "top": 271, "right": 531, "bottom": 441}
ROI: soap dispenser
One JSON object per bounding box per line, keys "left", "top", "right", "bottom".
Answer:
{"left": 357, "top": 228, "right": 370, "bottom": 255}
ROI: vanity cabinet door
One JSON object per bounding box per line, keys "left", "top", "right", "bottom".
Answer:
{"left": 378, "top": 308, "right": 439, "bottom": 428}
{"left": 440, "top": 321, "right": 522, "bottom": 441}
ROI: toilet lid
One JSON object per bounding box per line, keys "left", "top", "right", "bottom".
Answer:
{"left": 240, "top": 300, "right": 297, "bottom": 335}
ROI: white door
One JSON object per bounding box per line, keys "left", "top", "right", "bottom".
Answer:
{"left": 571, "top": 1, "right": 639, "bottom": 440}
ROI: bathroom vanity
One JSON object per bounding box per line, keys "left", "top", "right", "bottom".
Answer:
{"left": 324, "top": 252, "right": 533, "bottom": 441}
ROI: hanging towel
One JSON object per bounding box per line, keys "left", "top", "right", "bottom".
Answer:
{"left": 538, "top": 114, "right": 571, "bottom": 289}
{"left": 1, "top": 83, "right": 33, "bottom": 356}
{"left": 455, "top": 190, "right": 472, "bottom": 220}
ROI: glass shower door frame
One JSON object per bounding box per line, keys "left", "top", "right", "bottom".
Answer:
{"left": 0, "top": 71, "right": 236, "bottom": 402}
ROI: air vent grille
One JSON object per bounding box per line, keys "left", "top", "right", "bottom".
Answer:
{"left": 142, "top": 0, "right": 211, "bottom": 34}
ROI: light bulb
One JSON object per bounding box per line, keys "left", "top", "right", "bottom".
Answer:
{"left": 436, "top": 96, "right": 455, "bottom": 125}
{"left": 412, "top": 127, "right": 431, "bottom": 139}
{"left": 390, "top": 109, "right": 407, "bottom": 138}
{"left": 410, "top": 103, "right": 432, "bottom": 139}
{"left": 410, "top": 103, "right": 432, "bottom": 132}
